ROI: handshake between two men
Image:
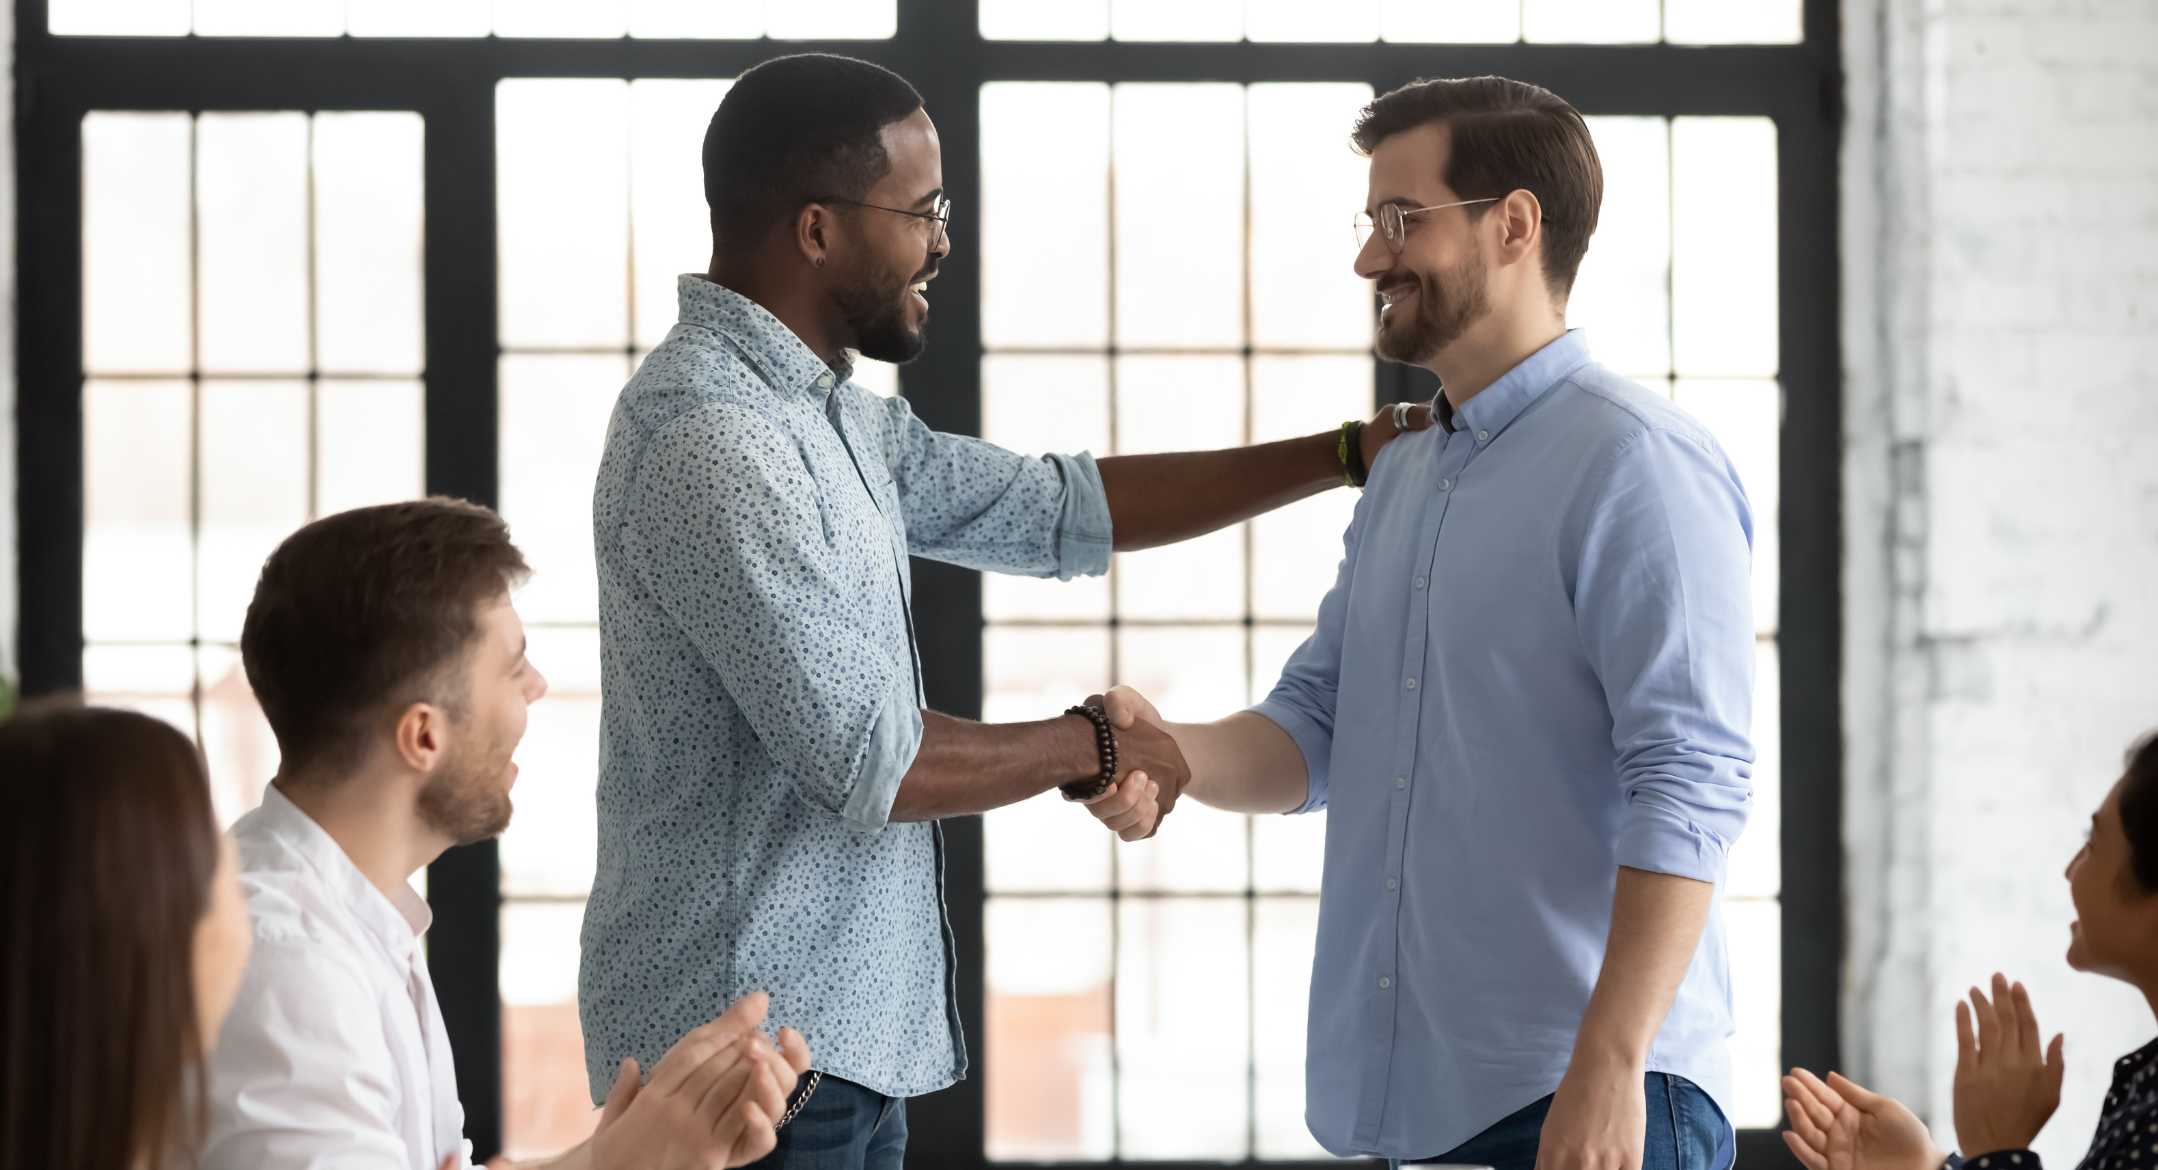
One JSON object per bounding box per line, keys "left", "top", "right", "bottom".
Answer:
{"left": 1064, "top": 685, "right": 1311, "bottom": 842}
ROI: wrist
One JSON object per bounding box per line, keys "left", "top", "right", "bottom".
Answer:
{"left": 1565, "top": 1036, "right": 1648, "bottom": 1078}
{"left": 1050, "top": 712, "right": 1105, "bottom": 789}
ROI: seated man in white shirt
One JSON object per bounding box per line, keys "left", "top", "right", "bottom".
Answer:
{"left": 204, "top": 497, "right": 811, "bottom": 1170}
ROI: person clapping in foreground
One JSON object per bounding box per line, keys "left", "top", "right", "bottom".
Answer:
{"left": 1784, "top": 734, "right": 2158, "bottom": 1170}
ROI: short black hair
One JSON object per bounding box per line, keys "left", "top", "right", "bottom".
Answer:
{"left": 703, "top": 53, "right": 924, "bottom": 245}
{"left": 1352, "top": 75, "right": 1603, "bottom": 298}
{"left": 2116, "top": 732, "right": 2158, "bottom": 892}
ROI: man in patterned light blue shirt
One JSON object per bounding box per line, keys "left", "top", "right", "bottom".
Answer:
{"left": 580, "top": 54, "right": 1430, "bottom": 1169}
{"left": 1099, "top": 77, "right": 1755, "bottom": 1170}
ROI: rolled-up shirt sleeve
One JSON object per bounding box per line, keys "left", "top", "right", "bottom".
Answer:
{"left": 874, "top": 391, "right": 1113, "bottom": 579}
{"left": 1570, "top": 427, "right": 1755, "bottom": 883}
{"left": 623, "top": 403, "right": 923, "bottom": 834}
{"left": 1251, "top": 497, "right": 1367, "bottom": 815}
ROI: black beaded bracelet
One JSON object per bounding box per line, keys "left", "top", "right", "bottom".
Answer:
{"left": 1059, "top": 703, "right": 1118, "bottom": 802}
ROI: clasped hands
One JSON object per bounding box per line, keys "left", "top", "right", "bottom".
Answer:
{"left": 1071, "top": 685, "right": 1186, "bottom": 843}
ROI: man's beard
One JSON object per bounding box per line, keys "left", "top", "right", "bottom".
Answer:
{"left": 833, "top": 262, "right": 928, "bottom": 365}
{"left": 415, "top": 723, "right": 514, "bottom": 846}
{"left": 1375, "top": 241, "right": 1492, "bottom": 365}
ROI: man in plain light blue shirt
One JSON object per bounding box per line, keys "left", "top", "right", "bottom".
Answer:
{"left": 1101, "top": 77, "right": 1754, "bottom": 1170}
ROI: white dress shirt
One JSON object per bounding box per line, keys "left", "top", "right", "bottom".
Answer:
{"left": 204, "top": 784, "right": 473, "bottom": 1170}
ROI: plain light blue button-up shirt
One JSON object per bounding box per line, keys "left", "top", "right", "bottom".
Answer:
{"left": 1253, "top": 330, "right": 1755, "bottom": 1160}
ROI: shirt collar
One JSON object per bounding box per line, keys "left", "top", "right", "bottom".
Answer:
{"left": 1446, "top": 329, "right": 1594, "bottom": 441}
{"left": 253, "top": 782, "right": 432, "bottom": 960}
{"left": 677, "top": 274, "right": 849, "bottom": 400}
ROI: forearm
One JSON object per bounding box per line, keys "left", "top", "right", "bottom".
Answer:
{"left": 1572, "top": 866, "right": 1716, "bottom": 1067}
{"left": 888, "top": 710, "right": 1098, "bottom": 822}
{"left": 1097, "top": 431, "right": 1340, "bottom": 552}
{"left": 1168, "top": 712, "right": 1309, "bottom": 814}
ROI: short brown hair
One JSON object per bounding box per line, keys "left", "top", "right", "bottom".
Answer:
{"left": 241, "top": 498, "right": 530, "bottom": 774}
{"left": 1351, "top": 75, "right": 1603, "bottom": 297}
{"left": 1, "top": 702, "right": 221, "bottom": 1170}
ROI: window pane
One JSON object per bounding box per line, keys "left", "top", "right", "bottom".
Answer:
{"left": 983, "top": 628, "right": 1113, "bottom": 894}
{"left": 767, "top": 0, "right": 894, "bottom": 39}
{"left": 983, "top": 356, "right": 1111, "bottom": 620}
{"left": 1110, "top": 0, "right": 1240, "bottom": 40}
{"left": 630, "top": 0, "right": 763, "bottom": 37}
{"left": 198, "top": 645, "right": 277, "bottom": 825}
{"left": 1114, "top": 356, "right": 1244, "bottom": 620}
{"left": 83, "top": 380, "right": 193, "bottom": 641}
{"left": 51, "top": 0, "right": 187, "bottom": 34}
{"left": 980, "top": 0, "right": 1107, "bottom": 40}
{"left": 1254, "top": 897, "right": 1325, "bottom": 1159}
{"left": 500, "top": 354, "right": 631, "bottom": 625}
{"left": 1246, "top": 0, "right": 1378, "bottom": 41}
{"left": 198, "top": 381, "right": 309, "bottom": 643}
{"left": 192, "top": 0, "right": 341, "bottom": 35}
{"left": 1114, "top": 85, "right": 1244, "bottom": 348}
{"left": 1251, "top": 624, "right": 1311, "bottom": 706}
{"left": 83, "top": 113, "right": 191, "bottom": 373}
{"left": 502, "top": 901, "right": 603, "bottom": 1159}
{"left": 982, "top": 84, "right": 1111, "bottom": 348}
{"left": 1724, "top": 897, "right": 1783, "bottom": 1128}
{"left": 317, "top": 380, "right": 425, "bottom": 516}
{"left": 198, "top": 114, "right": 311, "bottom": 373}
{"left": 1523, "top": 0, "right": 1658, "bottom": 42}
{"left": 1251, "top": 357, "right": 1366, "bottom": 622}
{"left": 1381, "top": 0, "right": 1518, "bottom": 42}
{"left": 630, "top": 80, "right": 734, "bottom": 351}
{"left": 1114, "top": 627, "right": 1248, "bottom": 893}
{"left": 1248, "top": 85, "right": 1375, "bottom": 349}
{"left": 498, "top": 81, "right": 630, "bottom": 349}
{"left": 1117, "top": 899, "right": 1250, "bottom": 1158}
{"left": 1673, "top": 118, "right": 1778, "bottom": 378}
{"left": 1253, "top": 809, "right": 1325, "bottom": 893}
{"left": 315, "top": 113, "right": 425, "bottom": 375}
{"left": 1724, "top": 640, "right": 1782, "bottom": 899}
{"left": 80, "top": 643, "right": 196, "bottom": 754}
{"left": 849, "top": 358, "right": 899, "bottom": 399}
{"left": 493, "top": 0, "right": 627, "bottom": 37}
{"left": 1666, "top": 0, "right": 1802, "bottom": 44}
{"left": 985, "top": 898, "right": 1114, "bottom": 1160}
{"left": 1674, "top": 379, "right": 1780, "bottom": 635}
{"left": 348, "top": 0, "right": 490, "bottom": 35}
{"left": 500, "top": 627, "right": 602, "bottom": 897}
{"left": 1570, "top": 117, "right": 1670, "bottom": 380}
{"left": 980, "top": 356, "right": 1111, "bottom": 611}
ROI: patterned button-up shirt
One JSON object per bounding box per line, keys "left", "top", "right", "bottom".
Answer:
{"left": 1946, "top": 1037, "right": 2158, "bottom": 1170}
{"left": 579, "top": 276, "right": 1112, "bottom": 1100}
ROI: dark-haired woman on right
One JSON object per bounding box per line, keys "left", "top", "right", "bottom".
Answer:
{"left": 1782, "top": 734, "right": 2158, "bottom": 1170}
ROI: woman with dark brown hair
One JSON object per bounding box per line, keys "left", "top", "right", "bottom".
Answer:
{"left": 0, "top": 702, "right": 254, "bottom": 1170}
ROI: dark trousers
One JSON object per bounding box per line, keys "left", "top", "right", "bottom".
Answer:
{"left": 1394, "top": 1073, "right": 1734, "bottom": 1170}
{"left": 738, "top": 1074, "right": 907, "bottom": 1170}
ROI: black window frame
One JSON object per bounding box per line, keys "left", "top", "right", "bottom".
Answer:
{"left": 12, "top": 2, "right": 1842, "bottom": 1166}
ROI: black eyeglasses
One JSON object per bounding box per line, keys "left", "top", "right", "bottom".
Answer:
{"left": 816, "top": 193, "right": 953, "bottom": 246}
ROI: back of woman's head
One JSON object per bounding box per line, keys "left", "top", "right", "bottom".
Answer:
{"left": 1, "top": 702, "right": 222, "bottom": 1170}
{"left": 2118, "top": 733, "right": 2158, "bottom": 893}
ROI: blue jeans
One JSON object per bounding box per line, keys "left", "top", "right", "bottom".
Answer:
{"left": 738, "top": 1074, "right": 907, "bottom": 1170}
{"left": 1393, "top": 1073, "right": 1733, "bottom": 1170}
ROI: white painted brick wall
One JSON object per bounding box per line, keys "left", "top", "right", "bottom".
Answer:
{"left": 1845, "top": 0, "right": 2158, "bottom": 1165}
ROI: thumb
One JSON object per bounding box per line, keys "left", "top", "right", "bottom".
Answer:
{"left": 2047, "top": 1033, "right": 2067, "bottom": 1089}
{"left": 1826, "top": 1071, "right": 1889, "bottom": 1112}
{"left": 600, "top": 1056, "right": 639, "bottom": 1127}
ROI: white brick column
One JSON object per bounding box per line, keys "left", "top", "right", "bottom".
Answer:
{"left": 1843, "top": 0, "right": 2158, "bottom": 1164}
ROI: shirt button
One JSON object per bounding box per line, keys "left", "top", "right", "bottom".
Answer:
{"left": 1477, "top": 430, "right": 1490, "bottom": 442}
{"left": 1404, "top": 677, "right": 1418, "bottom": 690}
{"left": 1394, "top": 776, "right": 1407, "bottom": 789}
{"left": 1379, "top": 976, "right": 1393, "bottom": 990}
{"left": 1438, "top": 478, "right": 1452, "bottom": 491}
{"left": 1413, "top": 575, "right": 1428, "bottom": 590}
{"left": 1386, "top": 877, "right": 1400, "bottom": 891}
